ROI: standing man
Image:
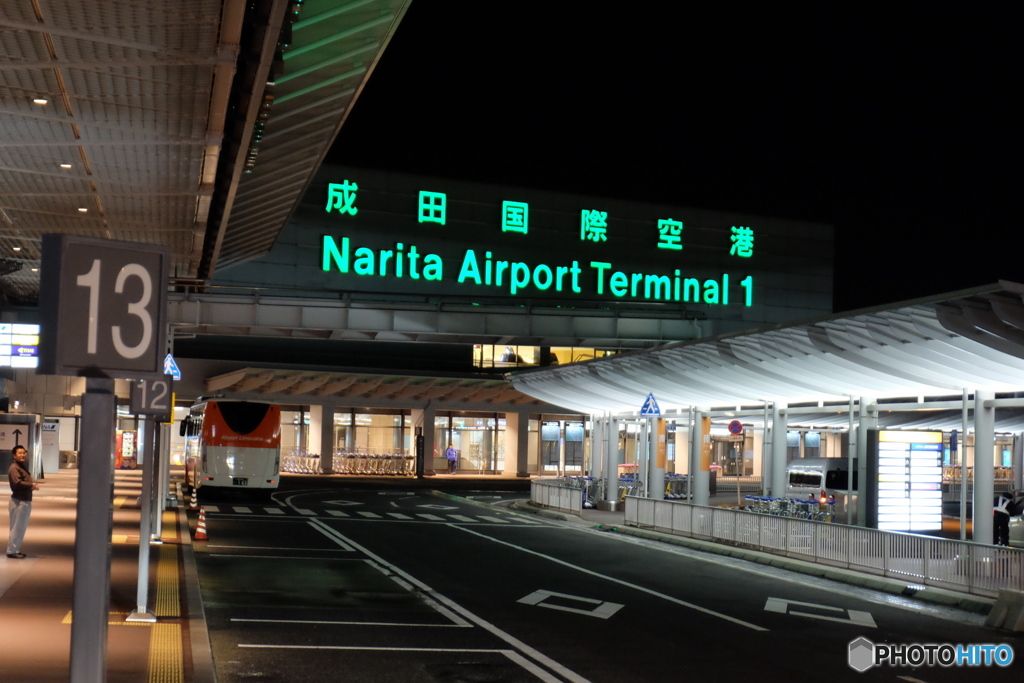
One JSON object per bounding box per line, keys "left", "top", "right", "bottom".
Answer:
{"left": 445, "top": 444, "right": 458, "bottom": 475}
{"left": 7, "top": 445, "right": 40, "bottom": 559}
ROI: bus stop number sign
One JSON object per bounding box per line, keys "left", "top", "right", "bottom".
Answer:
{"left": 38, "top": 234, "right": 168, "bottom": 378}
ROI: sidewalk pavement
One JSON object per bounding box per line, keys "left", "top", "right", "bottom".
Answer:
{"left": 0, "top": 467, "right": 214, "bottom": 683}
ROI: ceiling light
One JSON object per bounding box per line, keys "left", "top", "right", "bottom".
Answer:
{"left": 30, "top": 268, "right": 38, "bottom": 272}
{"left": 12, "top": 247, "right": 21, "bottom": 251}
{"left": 32, "top": 97, "right": 48, "bottom": 105}
{"left": 78, "top": 207, "right": 88, "bottom": 213}
{"left": 60, "top": 163, "right": 72, "bottom": 169}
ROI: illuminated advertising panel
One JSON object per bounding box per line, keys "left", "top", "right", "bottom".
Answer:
{"left": 0, "top": 323, "right": 40, "bottom": 369}
{"left": 869, "top": 430, "right": 943, "bottom": 532}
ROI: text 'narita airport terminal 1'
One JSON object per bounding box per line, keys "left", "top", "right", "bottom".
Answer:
{"left": 319, "top": 177, "right": 758, "bottom": 307}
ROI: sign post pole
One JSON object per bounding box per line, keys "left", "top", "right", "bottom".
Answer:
{"left": 70, "top": 378, "right": 116, "bottom": 682}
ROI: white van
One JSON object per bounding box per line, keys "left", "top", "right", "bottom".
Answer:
{"left": 786, "top": 457, "right": 858, "bottom": 521}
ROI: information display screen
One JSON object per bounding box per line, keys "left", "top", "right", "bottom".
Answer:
{"left": 0, "top": 323, "right": 40, "bottom": 368}
{"left": 875, "top": 430, "right": 943, "bottom": 532}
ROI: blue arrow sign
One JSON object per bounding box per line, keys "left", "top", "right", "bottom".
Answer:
{"left": 163, "top": 353, "right": 181, "bottom": 380}
{"left": 640, "top": 392, "right": 661, "bottom": 416}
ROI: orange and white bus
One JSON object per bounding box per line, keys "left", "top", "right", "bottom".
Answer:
{"left": 181, "top": 400, "right": 281, "bottom": 493}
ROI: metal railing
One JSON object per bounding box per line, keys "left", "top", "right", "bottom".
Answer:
{"left": 625, "top": 496, "right": 1024, "bottom": 598}
{"left": 531, "top": 478, "right": 584, "bottom": 516}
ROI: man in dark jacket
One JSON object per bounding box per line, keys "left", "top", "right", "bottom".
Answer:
{"left": 7, "top": 445, "right": 40, "bottom": 558}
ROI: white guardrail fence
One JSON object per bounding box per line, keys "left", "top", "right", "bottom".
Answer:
{"left": 531, "top": 478, "right": 584, "bottom": 516}
{"left": 625, "top": 496, "right": 1024, "bottom": 598}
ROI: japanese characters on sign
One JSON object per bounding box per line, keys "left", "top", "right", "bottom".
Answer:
{"left": 322, "top": 179, "right": 757, "bottom": 307}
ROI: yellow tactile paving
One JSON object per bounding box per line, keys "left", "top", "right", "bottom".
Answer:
{"left": 147, "top": 623, "right": 184, "bottom": 683}
{"left": 155, "top": 543, "right": 180, "bottom": 618}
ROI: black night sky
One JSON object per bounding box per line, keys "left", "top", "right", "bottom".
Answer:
{"left": 330, "top": 3, "right": 1020, "bottom": 313}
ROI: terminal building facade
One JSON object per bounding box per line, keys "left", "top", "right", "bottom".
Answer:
{"left": 3, "top": 164, "right": 834, "bottom": 479}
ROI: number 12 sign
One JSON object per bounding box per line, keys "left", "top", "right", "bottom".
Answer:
{"left": 38, "top": 235, "right": 169, "bottom": 378}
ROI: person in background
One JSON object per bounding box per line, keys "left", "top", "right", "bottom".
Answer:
{"left": 446, "top": 445, "right": 458, "bottom": 474}
{"left": 7, "top": 445, "right": 40, "bottom": 559}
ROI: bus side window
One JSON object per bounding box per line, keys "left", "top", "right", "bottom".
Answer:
{"left": 825, "top": 470, "right": 858, "bottom": 489}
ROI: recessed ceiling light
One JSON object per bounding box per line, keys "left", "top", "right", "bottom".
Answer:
{"left": 12, "top": 247, "right": 21, "bottom": 251}
{"left": 60, "top": 163, "right": 72, "bottom": 169}
{"left": 78, "top": 207, "right": 88, "bottom": 213}
{"left": 32, "top": 97, "right": 48, "bottom": 105}
{"left": 31, "top": 268, "right": 38, "bottom": 272}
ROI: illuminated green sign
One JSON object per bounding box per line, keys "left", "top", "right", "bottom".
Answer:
{"left": 321, "top": 178, "right": 757, "bottom": 307}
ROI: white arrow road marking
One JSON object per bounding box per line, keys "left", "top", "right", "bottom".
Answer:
{"left": 764, "top": 597, "right": 876, "bottom": 628}
{"left": 518, "top": 589, "right": 623, "bottom": 619}
{"left": 325, "top": 499, "right": 364, "bottom": 507}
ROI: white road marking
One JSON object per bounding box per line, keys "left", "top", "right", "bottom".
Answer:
{"left": 518, "top": 589, "right": 623, "bottom": 619}
{"left": 230, "top": 617, "right": 471, "bottom": 628}
{"left": 448, "top": 515, "right": 476, "bottom": 522}
{"left": 326, "top": 510, "right": 349, "bottom": 517}
{"left": 357, "top": 511, "right": 382, "bottom": 518}
{"left": 201, "top": 505, "right": 220, "bottom": 513}
{"left": 324, "top": 499, "right": 364, "bottom": 506}
{"left": 295, "top": 508, "right": 316, "bottom": 516}
{"left": 764, "top": 597, "right": 876, "bottom": 628}
{"left": 453, "top": 525, "right": 767, "bottom": 632}
{"left": 417, "top": 514, "right": 445, "bottom": 521}
{"left": 233, "top": 506, "right": 252, "bottom": 514}
{"left": 235, "top": 646, "right": 562, "bottom": 683}
{"left": 387, "top": 512, "right": 413, "bottom": 520}
{"left": 306, "top": 520, "right": 356, "bottom": 551}
{"left": 478, "top": 516, "right": 509, "bottom": 524}
{"left": 321, "top": 528, "right": 591, "bottom": 683}
{"left": 419, "top": 504, "right": 458, "bottom": 510}
{"left": 264, "top": 508, "right": 285, "bottom": 515}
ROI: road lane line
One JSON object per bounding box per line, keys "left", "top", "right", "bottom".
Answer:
{"left": 233, "top": 506, "right": 252, "bottom": 513}
{"left": 265, "top": 508, "right": 285, "bottom": 515}
{"left": 326, "top": 510, "right": 349, "bottom": 517}
{"left": 417, "top": 513, "right": 444, "bottom": 521}
{"left": 448, "top": 515, "right": 476, "bottom": 522}
{"left": 230, "top": 617, "right": 471, "bottom": 628}
{"left": 235, "top": 645, "right": 562, "bottom": 683}
{"left": 307, "top": 519, "right": 358, "bottom": 551}
{"left": 452, "top": 525, "right": 768, "bottom": 632}
{"left": 357, "top": 511, "right": 382, "bottom": 518}
{"left": 387, "top": 512, "right": 413, "bottom": 519}
{"left": 320, "top": 528, "right": 590, "bottom": 683}
{"left": 478, "top": 516, "right": 510, "bottom": 524}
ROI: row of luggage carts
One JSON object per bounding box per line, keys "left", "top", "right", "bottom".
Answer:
{"left": 281, "top": 451, "right": 416, "bottom": 476}
{"left": 742, "top": 495, "right": 835, "bottom": 521}
{"left": 559, "top": 476, "right": 649, "bottom": 508}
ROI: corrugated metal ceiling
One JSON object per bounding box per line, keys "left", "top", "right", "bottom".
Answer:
{"left": 0, "top": 0, "right": 411, "bottom": 303}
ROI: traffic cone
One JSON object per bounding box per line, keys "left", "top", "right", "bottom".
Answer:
{"left": 189, "top": 486, "right": 198, "bottom": 510}
{"left": 194, "top": 507, "right": 208, "bottom": 541}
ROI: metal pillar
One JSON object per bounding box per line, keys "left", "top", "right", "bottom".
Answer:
{"left": 128, "top": 417, "right": 157, "bottom": 623}
{"left": 856, "top": 399, "right": 875, "bottom": 526}
{"left": 649, "top": 417, "right": 665, "bottom": 500}
{"left": 599, "top": 416, "right": 622, "bottom": 510}
{"left": 847, "top": 397, "right": 855, "bottom": 525}
{"left": 693, "top": 410, "right": 709, "bottom": 506}
{"left": 961, "top": 389, "right": 970, "bottom": 541}
{"left": 761, "top": 401, "right": 771, "bottom": 496}
{"left": 973, "top": 390, "right": 994, "bottom": 544}
{"left": 771, "top": 403, "right": 787, "bottom": 497}
{"left": 70, "top": 377, "right": 116, "bottom": 683}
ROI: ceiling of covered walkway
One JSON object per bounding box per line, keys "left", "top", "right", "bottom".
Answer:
{"left": 1, "top": 0, "right": 411, "bottom": 302}
{"left": 511, "top": 282, "right": 1024, "bottom": 430}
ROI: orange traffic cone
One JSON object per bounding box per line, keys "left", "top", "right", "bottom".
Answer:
{"left": 189, "top": 485, "right": 198, "bottom": 510}
{"left": 194, "top": 507, "right": 208, "bottom": 541}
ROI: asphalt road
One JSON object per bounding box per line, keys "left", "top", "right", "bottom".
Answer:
{"left": 190, "top": 483, "right": 1020, "bottom": 682}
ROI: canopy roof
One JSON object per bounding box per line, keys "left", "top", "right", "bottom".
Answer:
{"left": 511, "top": 282, "right": 1024, "bottom": 416}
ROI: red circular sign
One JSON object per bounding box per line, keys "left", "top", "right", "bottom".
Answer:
{"left": 728, "top": 420, "right": 743, "bottom": 434}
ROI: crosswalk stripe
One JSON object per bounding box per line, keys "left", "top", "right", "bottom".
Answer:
{"left": 517, "top": 517, "right": 542, "bottom": 524}
{"left": 477, "top": 515, "right": 509, "bottom": 524}
{"left": 417, "top": 513, "right": 444, "bottom": 521}
{"left": 357, "top": 511, "right": 381, "bottom": 518}
{"left": 265, "top": 508, "right": 285, "bottom": 515}
{"left": 448, "top": 515, "right": 475, "bottom": 522}
{"left": 386, "top": 512, "right": 413, "bottom": 519}
{"left": 295, "top": 508, "right": 316, "bottom": 516}
{"left": 326, "top": 510, "right": 349, "bottom": 517}
{"left": 233, "top": 506, "right": 252, "bottom": 514}
{"left": 202, "top": 505, "right": 220, "bottom": 513}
